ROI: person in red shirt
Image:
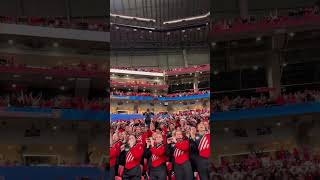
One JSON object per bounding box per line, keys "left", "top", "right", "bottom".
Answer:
{"left": 190, "top": 122, "right": 210, "bottom": 180}
{"left": 147, "top": 132, "right": 167, "bottom": 180}
{"left": 110, "top": 133, "right": 121, "bottom": 180}
{"left": 121, "top": 135, "right": 144, "bottom": 180}
{"left": 167, "top": 130, "right": 193, "bottom": 180}
{"left": 135, "top": 126, "right": 147, "bottom": 146}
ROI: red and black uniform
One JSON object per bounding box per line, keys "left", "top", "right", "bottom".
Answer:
{"left": 110, "top": 141, "right": 121, "bottom": 180}
{"left": 191, "top": 133, "right": 210, "bottom": 180}
{"left": 122, "top": 143, "right": 144, "bottom": 180}
{"left": 149, "top": 143, "right": 167, "bottom": 180}
{"left": 137, "top": 133, "right": 147, "bottom": 146}
{"left": 168, "top": 139, "right": 193, "bottom": 180}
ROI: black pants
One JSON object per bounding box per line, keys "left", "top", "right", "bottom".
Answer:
{"left": 150, "top": 164, "right": 167, "bottom": 180}
{"left": 123, "top": 165, "right": 141, "bottom": 180}
{"left": 145, "top": 121, "right": 151, "bottom": 128}
{"left": 110, "top": 166, "right": 115, "bottom": 180}
{"left": 174, "top": 160, "right": 193, "bottom": 180}
{"left": 196, "top": 156, "right": 209, "bottom": 180}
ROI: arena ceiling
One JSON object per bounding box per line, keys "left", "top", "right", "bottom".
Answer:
{"left": 110, "top": 0, "right": 209, "bottom": 23}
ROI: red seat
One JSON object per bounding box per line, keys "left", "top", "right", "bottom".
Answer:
{"left": 115, "top": 176, "right": 122, "bottom": 180}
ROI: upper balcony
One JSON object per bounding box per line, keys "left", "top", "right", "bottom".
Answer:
{"left": 0, "top": 17, "right": 109, "bottom": 42}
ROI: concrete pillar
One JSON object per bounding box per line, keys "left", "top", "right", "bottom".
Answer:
{"left": 65, "top": 0, "right": 71, "bottom": 23}
{"left": 193, "top": 72, "right": 199, "bottom": 92}
{"left": 239, "top": 0, "right": 249, "bottom": 20}
{"left": 266, "top": 53, "right": 281, "bottom": 99}
{"left": 182, "top": 49, "right": 188, "bottom": 68}
{"left": 76, "top": 126, "right": 90, "bottom": 164}
{"left": 133, "top": 102, "right": 139, "bottom": 113}
{"left": 294, "top": 115, "right": 314, "bottom": 149}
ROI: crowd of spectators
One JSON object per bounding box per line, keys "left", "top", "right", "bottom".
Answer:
{"left": 0, "top": 91, "right": 107, "bottom": 111}
{"left": 212, "top": 89, "right": 320, "bottom": 112}
{"left": 0, "top": 16, "right": 109, "bottom": 31}
{"left": 0, "top": 58, "right": 108, "bottom": 79}
{"left": 210, "top": 148, "right": 320, "bottom": 180}
{"left": 111, "top": 66, "right": 163, "bottom": 73}
{"left": 111, "top": 64, "right": 210, "bottom": 74}
{"left": 111, "top": 80, "right": 168, "bottom": 89}
{"left": 212, "top": 6, "right": 320, "bottom": 32}
{"left": 111, "top": 90, "right": 209, "bottom": 97}
{"left": 165, "top": 64, "right": 210, "bottom": 75}
{"left": 0, "top": 58, "right": 107, "bottom": 72}
{"left": 110, "top": 109, "right": 210, "bottom": 179}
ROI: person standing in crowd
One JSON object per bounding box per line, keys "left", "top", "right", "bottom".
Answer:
{"left": 167, "top": 130, "right": 193, "bottom": 180}
{"left": 190, "top": 122, "right": 210, "bottom": 180}
{"left": 110, "top": 133, "right": 121, "bottom": 180}
{"left": 110, "top": 109, "right": 210, "bottom": 179}
{"left": 120, "top": 135, "right": 144, "bottom": 180}
{"left": 143, "top": 109, "right": 154, "bottom": 128}
{"left": 146, "top": 132, "right": 167, "bottom": 180}
{"left": 135, "top": 126, "right": 147, "bottom": 146}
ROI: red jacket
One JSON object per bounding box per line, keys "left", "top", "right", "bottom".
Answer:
{"left": 125, "top": 144, "right": 144, "bottom": 170}
{"left": 137, "top": 133, "right": 147, "bottom": 146}
{"left": 198, "top": 133, "right": 210, "bottom": 159}
{"left": 174, "top": 139, "right": 189, "bottom": 165}
{"left": 150, "top": 144, "right": 166, "bottom": 168}
{"left": 110, "top": 144, "right": 120, "bottom": 167}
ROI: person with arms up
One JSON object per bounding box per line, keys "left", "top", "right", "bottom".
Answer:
{"left": 146, "top": 132, "right": 167, "bottom": 180}
{"left": 110, "top": 133, "right": 121, "bottom": 180}
{"left": 190, "top": 122, "right": 210, "bottom": 180}
{"left": 143, "top": 109, "right": 154, "bottom": 128}
{"left": 119, "top": 135, "right": 144, "bottom": 180}
{"left": 167, "top": 130, "right": 192, "bottom": 180}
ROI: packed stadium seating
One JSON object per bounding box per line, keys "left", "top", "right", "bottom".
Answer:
{"left": 210, "top": 148, "right": 320, "bottom": 180}
{"left": 0, "top": 92, "right": 107, "bottom": 111}
{"left": 212, "top": 6, "right": 320, "bottom": 33}
{"left": 0, "top": 16, "right": 109, "bottom": 32}
{"left": 112, "top": 64, "right": 209, "bottom": 75}
{"left": 212, "top": 89, "right": 320, "bottom": 112}
{"left": 111, "top": 90, "right": 209, "bottom": 98}
{"left": 110, "top": 60, "right": 210, "bottom": 179}
{"left": 110, "top": 109, "right": 210, "bottom": 179}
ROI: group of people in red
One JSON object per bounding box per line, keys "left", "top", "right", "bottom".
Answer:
{"left": 165, "top": 64, "right": 210, "bottom": 75}
{"left": 0, "top": 58, "right": 106, "bottom": 72}
{"left": 0, "top": 91, "right": 107, "bottom": 111}
{"left": 112, "top": 64, "right": 209, "bottom": 75}
{"left": 111, "top": 66, "right": 163, "bottom": 73}
{"left": 111, "top": 90, "right": 209, "bottom": 98}
{"left": 212, "top": 6, "right": 320, "bottom": 33}
{"left": 0, "top": 16, "right": 108, "bottom": 31}
{"left": 110, "top": 109, "right": 210, "bottom": 180}
{"left": 212, "top": 89, "right": 320, "bottom": 112}
{"left": 210, "top": 147, "right": 320, "bottom": 180}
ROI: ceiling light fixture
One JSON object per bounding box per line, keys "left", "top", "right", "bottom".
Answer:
{"left": 110, "top": 13, "right": 156, "bottom": 22}
{"left": 163, "top": 12, "right": 210, "bottom": 24}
